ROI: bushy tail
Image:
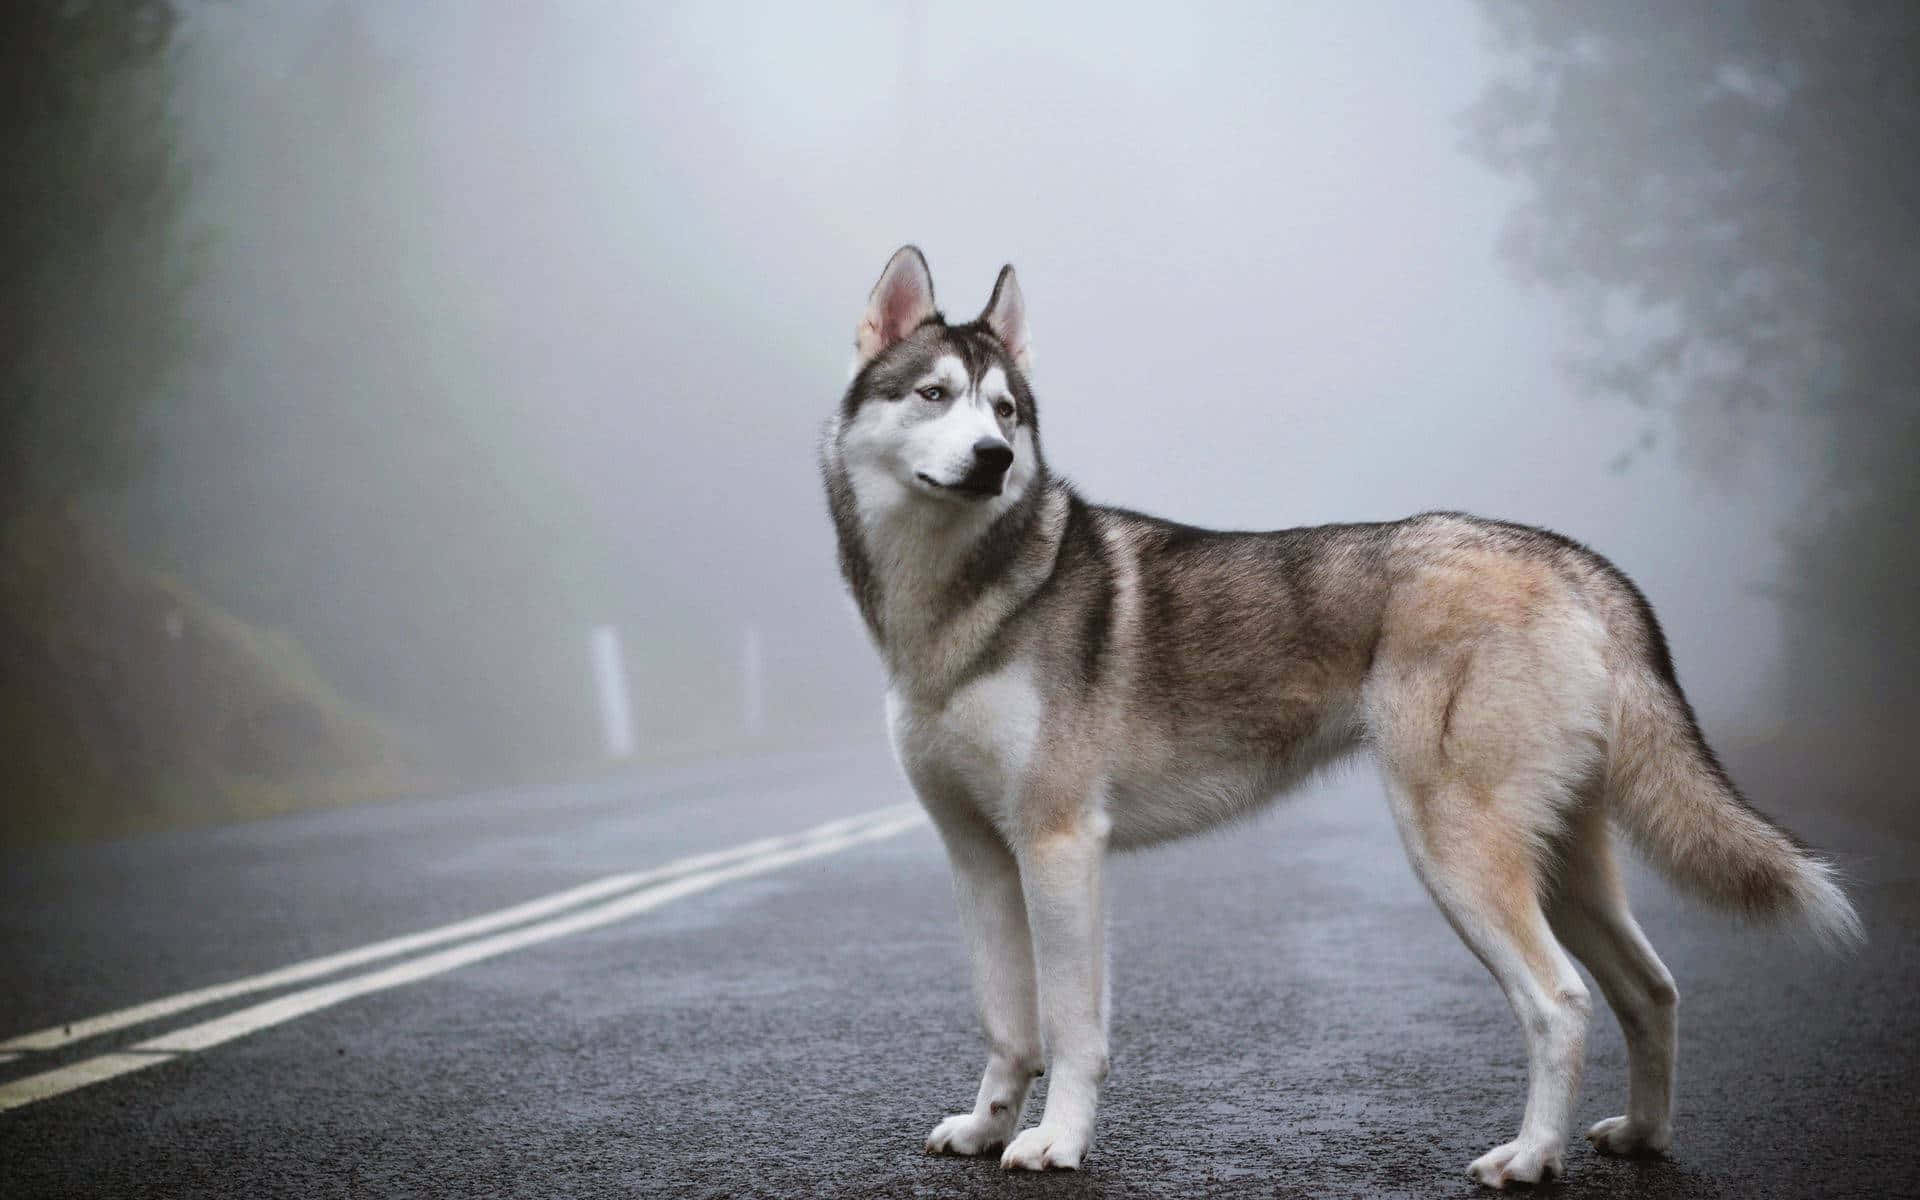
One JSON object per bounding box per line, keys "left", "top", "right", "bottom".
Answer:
{"left": 1604, "top": 639, "right": 1864, "bottom": 952}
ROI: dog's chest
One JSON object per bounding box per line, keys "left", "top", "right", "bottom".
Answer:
{"left": 888, "top": 662, "right": 1045, "bottom": 807}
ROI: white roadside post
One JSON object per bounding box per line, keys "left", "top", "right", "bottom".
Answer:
{"left": 589, "top": 624, "right": 636, "bottom": 761}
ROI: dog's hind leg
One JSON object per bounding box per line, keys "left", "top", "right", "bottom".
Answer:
{"left": 922, "top": 802, "right": 1044, "bottom": 1157}
{"left": 1381, "top": 773, "right": 1593, "bottom": 1189}
{"left": 1545, "top": 802, "right": 1679, "bottom": 1158}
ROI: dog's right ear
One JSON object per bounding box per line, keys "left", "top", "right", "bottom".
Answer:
{"left": 856, "top": 246, "right": 937, "bottom": 365}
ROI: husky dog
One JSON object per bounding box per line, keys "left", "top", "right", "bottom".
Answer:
{"left": 819, "top": 246, "right": 1861, "bottom": 1187}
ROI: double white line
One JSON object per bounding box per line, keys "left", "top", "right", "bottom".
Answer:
{"left": 0, "top": 803, "right": 926, "bottom": 1113}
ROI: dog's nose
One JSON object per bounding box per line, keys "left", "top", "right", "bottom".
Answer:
{"left": 972, "top": 439, "right": 1014, "bottom": 475}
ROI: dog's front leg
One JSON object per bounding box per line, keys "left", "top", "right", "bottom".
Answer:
{"left": 1001, "top": 815, "right": 1108, "bottom": 1171}
{"left": 923, "top": 806, "right": 1043, "bottom": 1157}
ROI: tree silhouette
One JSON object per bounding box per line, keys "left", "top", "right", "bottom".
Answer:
{"left": 0, "top": 1, "right": 188, "bottom": 516}
{"left": 126, "top": 4, "right": 609, "bottom": 781}
{"left": 1465, "top": 2, "right": 1920, "bottom": 765}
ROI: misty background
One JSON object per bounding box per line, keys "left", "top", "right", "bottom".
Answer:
{"left": 5, "top": 0, "right": 1913, "bottom": 845}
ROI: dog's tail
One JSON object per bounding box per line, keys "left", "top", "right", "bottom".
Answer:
{"left": 1596, "top": 574, "right": 1863, "bottom": 951}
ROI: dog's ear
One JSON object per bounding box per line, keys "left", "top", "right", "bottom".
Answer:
{"left": 856, "top": 246, "right": 938, "bottom": 364}
{"left": 979, "top": 264, "right": 1032, "bottom": 375}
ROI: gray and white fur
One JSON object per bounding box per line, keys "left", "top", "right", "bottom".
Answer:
{"left": 820, "top": 246, "right": 1861, "bottom": 1187}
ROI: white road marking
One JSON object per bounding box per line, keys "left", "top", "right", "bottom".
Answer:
{"left": 1, "top": 804, "right": 916, "bottom": 1054}
{"left": 0, "top": 1053, "right": 19, "bottom": 1064}
{"left": 0, "top": 809, "right": 927, "bottom": 1113}
{"left": 0, "top": 1053, "right": 175, "bottom": 1111}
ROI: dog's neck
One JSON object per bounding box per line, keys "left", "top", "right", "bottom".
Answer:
{"left": 826, "top": 455, "right": 1065, "bottom": 700}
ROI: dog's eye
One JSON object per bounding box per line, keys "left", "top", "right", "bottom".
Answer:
{"left": 994, "top": 400, "right": 1016, "bottom": 421}
{"left": 917, "top": 385, "right": 945, "bottom": 402}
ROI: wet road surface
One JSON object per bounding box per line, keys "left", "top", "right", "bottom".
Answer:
{"left": 3, "top": 744, "right": 1916, "bottom": 1197}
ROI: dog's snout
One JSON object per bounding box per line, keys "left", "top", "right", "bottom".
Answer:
{"left": 973, "top": 438, "right": 1014, "bottom": 475}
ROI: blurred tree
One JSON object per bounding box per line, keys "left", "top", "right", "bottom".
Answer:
{"left": 1464, "top": 2, "right": 1920, "bottom": 768}
{"left": 0, "top": 3, "right": 430, "bottom": 842}
{"left": 128, "top": 3, "right": 610, "bottom": 782}
{"left": 0, "top": 0, "right": 188, "bottom": 515}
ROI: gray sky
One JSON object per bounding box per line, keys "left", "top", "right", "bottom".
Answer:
{"left": 164, "top": 0, "right": 1808, "bottom": 755}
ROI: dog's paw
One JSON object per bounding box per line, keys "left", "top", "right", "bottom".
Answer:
{"left": 1467, "top": 1137, "right": 1564, "bottom": 1189}
{"left": 1585, "top": 1115, "right": 1671, "bottom": 1158}
{"left": 925, "top": 1111, "right": 1015, "bottom": 1157}
{"left": 1000, "top": 1123, "right": 1089, "bottom": 1171}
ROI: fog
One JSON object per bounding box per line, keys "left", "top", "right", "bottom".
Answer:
{"left": 6, "top": 1, "right": 1911, "bottom": 841}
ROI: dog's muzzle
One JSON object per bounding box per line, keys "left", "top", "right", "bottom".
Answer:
{"left": 952, "top": 438, "right": 1014, "bottom": 497}
{"left": 920, "top": 438, "right": 1014, "bottom": 498}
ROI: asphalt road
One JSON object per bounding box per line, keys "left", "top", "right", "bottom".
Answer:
{"left": 3, "top": 744, "right": 1916, "bottom": 1198}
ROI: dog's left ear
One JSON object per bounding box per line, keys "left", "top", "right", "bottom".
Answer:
{"left": 980, "top": 265, "right": 1033, "bottom": 375}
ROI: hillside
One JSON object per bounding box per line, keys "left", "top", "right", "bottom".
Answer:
{"left": 0, "top": 509, "right": 425, "bottom": 846}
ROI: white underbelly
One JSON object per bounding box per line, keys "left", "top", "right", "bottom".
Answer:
{"left": 1104, "top": 717, "right": 1364, "bottom": 849}
{"left": 891, "top": 671, "right": 1364, "bottom": 848}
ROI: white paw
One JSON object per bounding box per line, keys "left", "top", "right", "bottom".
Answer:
{"left": 1000, "top": 1123, "right": 1089, "bottom": 1171}
{"left": 1466, "top": 1137, "right": 1564, "bottom": 1189}
{"left": 924, "top": 1110, "right": 1016, "bottom": 1156}
{"left": 1586, "top": 1115, "right": 1672, "bottom": 1157}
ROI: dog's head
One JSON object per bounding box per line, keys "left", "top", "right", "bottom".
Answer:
{"left": 831, "top": 247, "right": 1041, "bottom": 515}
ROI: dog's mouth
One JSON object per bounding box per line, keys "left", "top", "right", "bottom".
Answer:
{"left": 916, "top": 471, "right": 1003, "bottom": 500}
